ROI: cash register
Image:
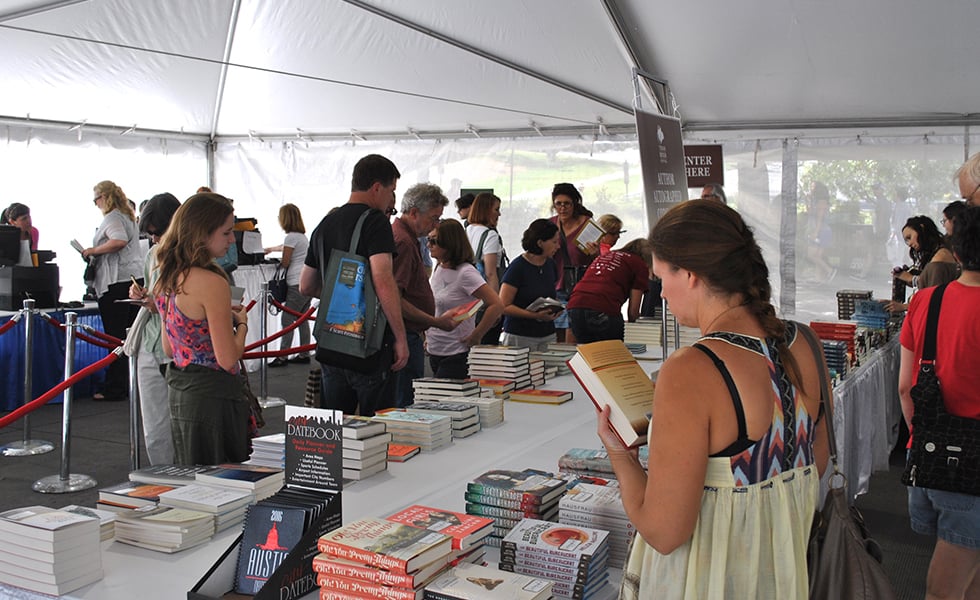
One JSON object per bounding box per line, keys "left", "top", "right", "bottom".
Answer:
{"left": 0, "top": 225, "right": 60, "bottom": 310}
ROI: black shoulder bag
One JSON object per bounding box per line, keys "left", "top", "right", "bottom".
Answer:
{"left": 799, "top": 323, "right": 897, "bottom": 600}
{"left": 901, "top": 282, "right": 980, "bottom": 496}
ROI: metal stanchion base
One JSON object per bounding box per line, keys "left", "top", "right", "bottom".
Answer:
{"left": 1, "top": 439, "right": 55, "bottom": 456}
{"left": 32, "top": 473, "right": 98, "bottom": 494}
{"left": 258, "top": 395, "right": 287, "bottom": 408}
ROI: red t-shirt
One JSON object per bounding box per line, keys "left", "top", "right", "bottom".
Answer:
{"left": 900, "top": 280, "right": 980, "bottom": 419}
{"left": 566, "top": 251, "right": 649, "bottom": 316}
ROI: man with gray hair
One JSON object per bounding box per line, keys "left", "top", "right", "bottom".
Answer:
{"left": 957, "top": 152, "right": 980, "bottom": 207}
{"left": 392, "top": 182, "right": 458, "bottom": 406}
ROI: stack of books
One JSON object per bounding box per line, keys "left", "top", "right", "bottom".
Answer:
{"left": 157, "top": 483, "right": 253, "bottom": 532}
{"left": 373, "top": 409, "right": 453, "bottom": 452}
{"left": 851, "top": 299, "right": 889, "bottom": 330}
{"left": 508, "top": 388, "right": 573, "bottom": 405}
{"left": 623, "top": 318, "right": 662, "bottom": 347}
{"left": 195, "top": 463, "right": 285, "bottom": 502}
{"left": 529, "top": 359, "right": 546, "bottom": 387}
{"left": 530, "top": 347, "right": 576, "bottom": 377}
{"left": 664, "top": 311, "right": 701, "bottom": 348}
{"left": 386, "top": 505, "right": 493, "bottom": 564}
{"left": 407, "top": 400, "right": 482, "bottom": 439}
{"left": 343, "top": 416, "right": 391, "bottom": 481}
{"left": 423, "top": 562, "right": 553, "bottom": 600}
{"left": 470, "top": 390, "right": 506, "bottom": 427}
{"left": 464, "top": 468, "right": 567, "bottom": 546}
{"left": 810, "top": 320, "right": 857, "bottom": 366}
{"left": 822, "top": 339, "right": 850, "bottom": 382}
{"left": 59, "top": 504, "right": 116, "bottom": 541}
{"left": 467, "top": 345, "right": 532, "bottom": 390}
{"left": 499, "top": 518, "right": 610, "bottom": 600}
{"left": 559, "top": 483, "right": 633, "bottom": 566}
{"left": 248, "top": 432, "right": 286, "bottom": 468}
{"left": 0, "top": 506, "right": 103, "bottom": 596}
{"left": 557, "top": 447, "right": 648, "bottom": 479}
{"left": 412, "top": 377, "right": 483, "bottom": 402}
{"left": 315, "top": 517, "right": 455, "bottom": 599}
{"left": 475, "top": 377, "right": 515, "bottom": 400}
{"left": 127, "top": 464, "right": 215, "bottom": 487}
{"left": 113, "top": 505, "right": 215, "bottom": 553}
{"left": 96, "top": 481, "right": 174, "bottom": 513}
{"left": 836, "top": 289, "right": 873, "bottom": 320}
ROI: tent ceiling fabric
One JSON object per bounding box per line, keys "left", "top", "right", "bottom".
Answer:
{"left": 1, "top": 0, "right": 976, "bottom": 140}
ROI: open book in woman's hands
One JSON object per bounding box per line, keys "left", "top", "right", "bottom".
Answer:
{"left": 526, "top": 297, "right": 565, "bottom": 314}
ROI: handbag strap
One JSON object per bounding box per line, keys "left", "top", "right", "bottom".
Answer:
{"left": 921, "top": 282, "right": 949, "bottom": 364}
{"left": 474, "top": 229, "right": 490, "bottom": 267}
{"left": 797, "top": 323, "right": 840, "bottom": 474}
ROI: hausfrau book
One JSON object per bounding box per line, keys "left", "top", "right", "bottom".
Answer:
{"left": 448, "top": 298, "right": 484, "bottom": 323}
{"left": 284, "top": 405, "right": 344, "bottom": 494}
{"left": 385, "top": 505, "right": 494, "bottom": 551}
{"left": 573, "top": 218, "right": 605, "bottom": 253}
{"left": 567, "top": 339, "right": 654, "bottom": 448}
{"left": 423, "top": 562, "right": 553, "bottom": 600}
{"left": 316, "top": 517, "right": 453, "bottom": 574}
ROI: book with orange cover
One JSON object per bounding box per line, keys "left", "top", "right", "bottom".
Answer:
{"left": 567, "top": 340, "right": 653, "bottom": 448}
{"left": 507, "top": 388, "right": 572, "bottom": 405}
{"left": 448, "top": 299, "right": 484, "bottom": 323}
{"left": 387, "top": 444, "right": 421, "bottom": 462}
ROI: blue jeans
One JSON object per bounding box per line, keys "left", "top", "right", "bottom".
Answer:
{"left": 394, "top": 331, "right": 425, "bottom": 407}
{"left": 568, "top": 308, "right": 625, "bottom": 343}
{"left": 320, "top": 364, "right": 393, "bottom": 417}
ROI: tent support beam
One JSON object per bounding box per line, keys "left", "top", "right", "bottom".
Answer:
{"left": 209, "top": 0, "right": 243, "bottom": 140}
{"left": 598, "top": 0, "right": 666, "bottom": 115}
{"left": 0, "top": 116, "right": 209, "bottom": 142}
{"left": 684, "top": 115, "right": 980, "bottom": 132}
{"left": 339, "top": 0, "right": 633, "bottom": 116}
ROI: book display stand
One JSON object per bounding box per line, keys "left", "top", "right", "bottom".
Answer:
{"left": 189, "top": 407, "right": 345, "bottom": 599}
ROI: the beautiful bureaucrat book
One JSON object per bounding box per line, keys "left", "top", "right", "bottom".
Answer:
{"left": 385, "top": 505, "right": 494, "bottom": 551}
{"left": 567, "top": 339, "right": 654, "bottom": 448}
{"left": 500, "top": 518, "right": 609, "bottom": 566}
{"left": 423, "top": 562, "right": 553, "bottom": 600}
{"left": 234, "top": 504, "right": 308, "bottom": 594}
{"left": 316, "top": 517, "right": 453, "bottom": 574}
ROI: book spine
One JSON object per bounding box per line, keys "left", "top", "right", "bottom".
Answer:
{"left": 499, "top": 545, "right": 603, "bottom": 570}
{"left": 317, "top": 573, "right": 417, "bottom": 600}
{"left": 464, "top": 502, "right": 542, "bottom": 521}
{"left": 463, "top": 491, "right": 543, "bottom": 510}
{"left": 313, "top": 559, "right": 416, "bottom": 588}
{"left": 422, "top": 591, "right": 465, "bottom": 600}
{"left": 316, "top": 540, "right": 408, "bottom": 573}
{"left": 499, "top": 551, "right": 598, "bottom": 579}
{"left": 464, "top": 483, "right": 541, "bottom": 505}
{"left": 497, "top": 559, "right": 592, "bottom": 586}
{"left": 499, "top": 540, "right": 602, "bottom": 564}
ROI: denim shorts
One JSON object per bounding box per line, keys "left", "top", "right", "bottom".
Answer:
{"left": 908, "top": 486, "right": 980, "bottom": 549}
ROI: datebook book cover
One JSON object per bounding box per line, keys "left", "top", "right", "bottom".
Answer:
{"left": 284, "top": 405, "right": 344, "bottom": 494}
{"left": 567, "top": 339, "right": 654, "bottom": 448}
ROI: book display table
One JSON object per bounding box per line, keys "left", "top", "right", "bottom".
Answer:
{"left": 2, "top": 340, "right": 899, "bottom": 599}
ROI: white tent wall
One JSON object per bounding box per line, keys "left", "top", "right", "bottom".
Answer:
{"left": 1, "top": 124, "right": 207, "bottom": 300}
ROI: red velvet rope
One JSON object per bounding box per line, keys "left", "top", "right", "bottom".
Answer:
{"left": 80, "top": 325, "right": 123, "bottom": 345}
{"left": 244, "top": 305, "right": 317, "bottom": 351}
{"left": 268, "top": 297, "right": 318, "bottom": 321}
{"left": 41, "top": 314, "right": 120, "bottom": 350}
{"left": 242, "top": 343, "right": 316, "bottom": 360}
{"left": 0, "top": 350, "right": 120, "bottom": 429}
{"left": 0, "top": 313, "right": 21, "bottom": 336}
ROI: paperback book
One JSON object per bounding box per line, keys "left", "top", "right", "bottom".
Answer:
{"left": 128, "top": 464, "right": 215, "bottom": 486}
{"left": 343, "top": 415, "right": 388, "bottom": 439}
{"left": 422, "top": 562, "right": 553, "bottom": 600}
{"left": 284, "top": 405, "right": 344, "bottom": 494}
{"left": 97, "top": 481, "right": 174, "bottom": 509}
{"left": 466, "top": 469, "right": 567, "bottom": 506}
{"left": 387, "top": 443, "right": 421, "bottom": 462}
{"left": 507, "top": 388, "right": 573, "bottom": 405}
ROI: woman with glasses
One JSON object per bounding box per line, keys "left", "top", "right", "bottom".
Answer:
{"left": 426, "top": 220, "right": 504, "bottom": 378}
{"left": 597, "top": 213, "right": 625, "bottom": 255}
{"left": 549, "top": 183, "right": 598, "bottom": 342}
{"left": 82, "top": 180, "right": 145, "bottom": 402}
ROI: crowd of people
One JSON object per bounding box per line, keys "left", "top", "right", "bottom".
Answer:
{"left": 65, "top": 150, "right": 980, "bottom": 599}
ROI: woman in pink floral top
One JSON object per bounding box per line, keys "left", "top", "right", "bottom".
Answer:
{"left": 150, "top": 193, "right": 250, "bottom": 465}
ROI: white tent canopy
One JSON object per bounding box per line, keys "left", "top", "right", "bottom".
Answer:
{"left": 3, "top": 0, "right": 978, "bottom": 140}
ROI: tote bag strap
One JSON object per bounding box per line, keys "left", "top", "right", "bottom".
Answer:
{"left": 797, "top": 322, "right": 840, "bottom": 474}
{"left": 474, "top": 229, "right": 490, "bottom": 268}
{"left": 319, "top": 208, "right": 375, "bottom": 289}
{"left": 921, "top": 282, "right": 949, "bottom": 364}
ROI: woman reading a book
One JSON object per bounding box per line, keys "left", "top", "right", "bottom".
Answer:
{"left": 426, "top": 219, "right": 504, "bottom": 378}
{"left": 498, "top": 219, "right": 561, "bottom": 351}
{"left": 596, "top": 200, "right": 830, "bottom": 599}
{"left": 549, "top": 183, "right": 598, "bottom": 343}
{"left": 152, "top": 193, "right": 251, "bottom": 466}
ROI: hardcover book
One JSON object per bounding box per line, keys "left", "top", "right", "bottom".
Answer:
{"left": 385, "top": 505, "right": 494, "bottom": 551}
{"left": 387, "top": 443, "right": 421, "bottom": 462}
{"left": 448, "top": 298, "right": 484, "bottom": 323}
{"left": 343, "top": 415, "right": 388, "bottom": 439}
{"left": 412, "top": 377, "right": 482, "bottom": 392}
{"left": 344, "top": 431, "right": 393, "bottom": 451}
{"left": 466, "top": 469, "right": 566, "bottom": 506}
{"left": 312, "top": 553, "right": 449, "bottom": 589}
{"left": 285, "top": 405, "right": 344, "bottom": 494}
{"left": 500, "top": 518, "right": 609, "bottom": 564}
{"left": 467, "top": 345, "right": 530, "bottom": 358}
{"left": 316, "top": 517, "right": 453, "bottom": 574}
{"left": 567, "top": 340, "right": 654, "bottom": 448}
{"left": 507, "top": 388, "right": 573, "bottom": 405}
{"left": 524, "top": 297, "right": 565, "bottom": 315}
{"left": 422, "top": 562, "right": 552, "bottom": 600}
{"left": 316, "top": 571, "right": 424, "bottom": 600}
{"left": 235, "top": 504, "right": 309, "bottom": 594}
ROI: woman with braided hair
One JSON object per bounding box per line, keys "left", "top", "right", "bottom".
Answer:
{"left": 597, "top": 199, "right": 831, "bottom": 599}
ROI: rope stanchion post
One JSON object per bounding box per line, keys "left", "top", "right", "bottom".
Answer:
{"left": 128, "top": 327, "right": 141, "bottom": 471}
{"left": 1, "top": 299, "right": 54, "bottom": 457}
{"left": 256, "top": 282, "right": 285, "bottom": 409}
{"left": 33, "top": 312, "right": 98, "bottom": 494}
